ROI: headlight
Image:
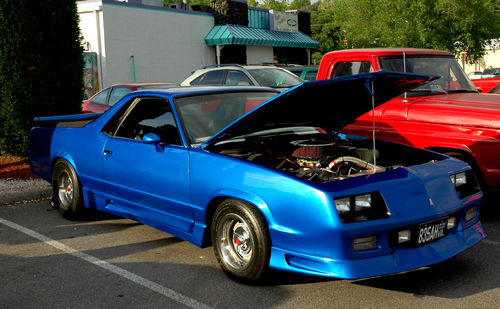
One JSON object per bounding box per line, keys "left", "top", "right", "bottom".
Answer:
{"left": 450, "top": 170, "right": 481, "bottom": 199}
{"left": 450, "top": 172, "right": 467, "bottom": 187}
{"left": 334, "top": 191, "right": 390, "bottom": 223}
{"left": 334, "top": 197, "right": 351, "bottom": 215}
{"left": 355, "top": 194, "right": 372, "bottom": 211}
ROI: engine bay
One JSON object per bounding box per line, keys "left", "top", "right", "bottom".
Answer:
{"left": 209, "top": 127, "right": 441, "bottom": 183}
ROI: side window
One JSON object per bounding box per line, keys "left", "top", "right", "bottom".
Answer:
{"left": 332, "top": 61, "right": 373, "bottom": 78}
{"left": 108, "top": 87, "right": 132, "bottom": 106}
{"left": 304, "top": 70, "right": 318, "bottom": 81}
{"left": 198, "top": 70, "right": 226, "bottom": 85}
{"left": 189, "top": 74, "right": 204, "bottom": 85}
{"left": 225, "top": 70, "right": 253, "bottom": 86}
{"left": 101, "top": 97, "right": 136, "bottom": 136}
{"left": 114, "top": 97, "right": 182, "bottom": 145}
{"left": 91, "top": 88, "right": 110, "bottom": 105}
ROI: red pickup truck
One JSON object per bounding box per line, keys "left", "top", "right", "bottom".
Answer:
{"left": 317, "top": 48, "right": 500, "bottom": 190}
{"left": 470, "top": 77, "right": 500, "bottom": 93}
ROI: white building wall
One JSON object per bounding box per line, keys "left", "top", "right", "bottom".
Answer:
{"left": 79, "top": 2, "right": 106, "bottom": 89}
{"left": 78, "top": 1, "right": 215, "bottom": 87}
{"left": 463, "top": 49, "right": 500, "bottom": 75}
{"left": 246, "top": 46, "right": 274, "bottom": 65}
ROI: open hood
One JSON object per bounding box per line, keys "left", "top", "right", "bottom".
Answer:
{"left": 202, "top": 71, "right": 436, "bottom": 148}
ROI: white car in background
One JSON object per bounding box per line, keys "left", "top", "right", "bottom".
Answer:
{"left": 181, "top": 65, "right": 304, "bottom": 91}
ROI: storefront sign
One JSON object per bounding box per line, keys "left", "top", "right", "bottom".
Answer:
{"left": 270, "top": 10, "right": 298, "bottom": 33}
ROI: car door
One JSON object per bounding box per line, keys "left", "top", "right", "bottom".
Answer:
{"left": 101, "top": 96, "right": 193, "bottom": 232}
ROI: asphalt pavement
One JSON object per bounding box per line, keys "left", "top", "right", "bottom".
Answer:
{"left": 0, "top": 184, "right": 499, "bottom": 308}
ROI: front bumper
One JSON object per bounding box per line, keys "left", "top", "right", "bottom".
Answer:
{"left": 269, "top": 220, "right": 486, "bottom": 280}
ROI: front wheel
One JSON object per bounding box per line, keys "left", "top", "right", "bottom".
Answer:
{"left": 52, "top": 160, "right": 84, "bottom": 219}
{"left": 211, "top": 199, "right": 271, "bottom": 282}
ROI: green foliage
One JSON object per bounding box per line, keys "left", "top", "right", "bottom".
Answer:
{"left": 261, "top": 0, "right": 289, "bottom": 11}
{"left": 311, "top": 1, "right": 344, "bottom": 55}
{"left": 0, "top": 1, "right": 83, "bottom": 156}
{"left": 248, "top": 0, "right": 261, "bottom": 7}
{"left": 323, "top": 0, "right": 500, "bottom": 62}
{"left": 312, "top": 51, "right": 323, "bottom": 65}
{"left": 288, "top": 0, "right": 313, "bottom": 11}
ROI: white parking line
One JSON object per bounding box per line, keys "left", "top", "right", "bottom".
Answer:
{"left": 483, "top": 239, "right": 500, "bottom": 247}
{"left": 0, "top": 216, "right": 213, "bottom": 309}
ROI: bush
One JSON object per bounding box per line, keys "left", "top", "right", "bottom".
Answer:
{"left": 0, "top": 0, "right": 83, "bottom": 156}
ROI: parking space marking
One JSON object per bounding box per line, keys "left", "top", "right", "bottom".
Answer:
{"left": 0, "top": 216, "right": 213, "bottom": 309}
{"left": 483, "top": 239, "right": 500, "bottom": 247}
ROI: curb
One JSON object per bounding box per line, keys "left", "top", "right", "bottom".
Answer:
{"left": 0, "top": 179, "right": 52, "bottom": 205}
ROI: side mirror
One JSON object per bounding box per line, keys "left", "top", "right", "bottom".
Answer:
{"left": 143, "top": 133, "right": 165, "bottom": 153}
{"left": 143, "top": 133, "right": 162, "bottom": 144}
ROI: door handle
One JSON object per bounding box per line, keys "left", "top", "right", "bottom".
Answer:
{"left": 104, "top": 150, "right": 112, "bottom": 154}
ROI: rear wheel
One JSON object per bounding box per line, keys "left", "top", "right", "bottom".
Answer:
{"left": 211, "top": 199, "right": 270, "bottom": 282}
{"left": 52, "top": 160, "right": 84, "bottom": 219}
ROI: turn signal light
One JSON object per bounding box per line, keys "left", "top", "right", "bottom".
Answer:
{"left": 465, "top": 207, "right": 478, "bottom": 222}
{"left": 352, "top": 236, "right": 378, "bottom": 251}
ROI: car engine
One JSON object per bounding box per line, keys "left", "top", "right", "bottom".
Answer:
{"left": 212, "top": 129, "right": 418, "bottom": 183}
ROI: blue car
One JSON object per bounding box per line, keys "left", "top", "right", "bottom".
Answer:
{"left": 28, "top": 71, "right": 486, "bottom": 282}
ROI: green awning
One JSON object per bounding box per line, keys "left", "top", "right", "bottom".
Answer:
{"left": 205, "top": 25, "right": 319, "bottom": 49}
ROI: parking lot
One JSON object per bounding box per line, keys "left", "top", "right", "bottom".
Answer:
{"left": 0, "top": 184, "right": 499, "bottom": 308}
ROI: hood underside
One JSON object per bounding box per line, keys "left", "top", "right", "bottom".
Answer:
{"left": 202, "top": 71, "right": 436, "bottom": 148}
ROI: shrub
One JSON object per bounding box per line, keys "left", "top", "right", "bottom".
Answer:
{"left": 0, "top": 0, "right": 83, "bottom": 156}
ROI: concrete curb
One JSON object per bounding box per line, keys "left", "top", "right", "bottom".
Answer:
{"left": 0, "top": 179, "right": 52, "bottom": 205}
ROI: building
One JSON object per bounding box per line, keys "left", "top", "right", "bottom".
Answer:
{"left": 77, "top": 0, "right": 318, "bottom": 95}
{"left": 461, "top": 39, "right": 500, "bottom": 75}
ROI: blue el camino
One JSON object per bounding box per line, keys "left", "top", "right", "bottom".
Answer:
{"left": 28, "top": 71, "right": 486, "bottom": 282}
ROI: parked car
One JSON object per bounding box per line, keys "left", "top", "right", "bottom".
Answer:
{"left": 467, "top": 71, "right": 483, "bottom": 79}
{"left": 316, "top": 48, "right": 500, "bottom": 190}
{"left": 180, "top": 65, "right": 303, "bottom": 91}
{"left": 28, "top": 72, "right": 485, "bottom": 282}
{"left": 470, "top": 77, "right": 500, "bottom": 93}
{"left": 482, "top": 67, "right": 500, "bottom": 79}
{"left": 285, "top": 65, "right": 318, "bottom": 81}
{"left": 82, "top": 82, "right": 175, "bottom": 113}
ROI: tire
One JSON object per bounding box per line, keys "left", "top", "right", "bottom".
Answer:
{"left": 211, "top": 199, "right": 271, "bottom": 282}
{"left": 52, "top": 160, "right": 84, "bottom": 219}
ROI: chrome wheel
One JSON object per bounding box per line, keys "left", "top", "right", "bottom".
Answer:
{"left": 57, "top": 172, "right": 74, "bottom": 208}
{"left": 218, "top": 214, "right": 254, "bottom": 270}
{"left": 212, "top": 199, "right": 270, "bottom": 282}
{"left": 52, "top": 160, "right": 83, "bottom": 219}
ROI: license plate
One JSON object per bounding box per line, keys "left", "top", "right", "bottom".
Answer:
{"left": 416, "top": 218, "right": 447, "bottom": 246}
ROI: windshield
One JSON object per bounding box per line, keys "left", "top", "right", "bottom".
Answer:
{"left": 247, "top": 68, "right": 303, "bottom": 88}
{"left": 378, "top": 55, "right": 476, "bottom": 94}
{"left": 175, "top": 91, "right": 277, "bottom": 146}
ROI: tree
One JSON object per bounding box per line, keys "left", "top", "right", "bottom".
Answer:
{"left": 288, "top": 0, "right": 313, "bottom": 11}
{"left": 248, "top": 0, "right": 260, "bottom": 7}
{"left": 0, "top": 1, "right": 83, "bottom": 155}
{"left": 261, "top": 0, "right": 289, "bottom": 11}
{"left": 324, "top": 0, "right": 500, "bottom": 62}
{"left": 311, "top": 1, "right": 344, "bottom": 55}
